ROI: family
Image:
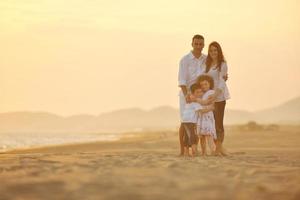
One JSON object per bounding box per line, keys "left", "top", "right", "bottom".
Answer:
{"left": 178, "top": 34, "right": 230, "bottom": 157}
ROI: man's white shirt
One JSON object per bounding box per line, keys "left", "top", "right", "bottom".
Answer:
{"left": 178, "top": 52, "right": 207, "bottom": 90}
{"left": 178, "top": 52, "right": 206, "bottom": 122}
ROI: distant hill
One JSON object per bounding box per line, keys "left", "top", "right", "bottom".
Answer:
{"left": 0, "top": 97, "right": 299, "bottom": 133}
{"left": 255, "top": 96, "right": 300, "bottom": 123}
{"left": 224, "top": 96, "right": 300, "bottom": 124}
{"left": 0, "top": 106, "right": 179, "bottom": 133}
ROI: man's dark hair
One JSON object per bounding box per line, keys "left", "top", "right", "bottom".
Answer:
{"left": 190, "top": 83, "right": 202, "bottom": 93}
{"left": 192, "top": 34, "right": 204, "bottom": 42}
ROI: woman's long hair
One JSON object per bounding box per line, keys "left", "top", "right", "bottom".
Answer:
{"left": 205, "top": 41, "right": 225, "bottom": 73}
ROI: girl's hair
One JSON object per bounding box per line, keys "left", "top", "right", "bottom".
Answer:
{"left": 197, "top": 75, "right": 214, "bottom": 90}
{"left": 205, "top": 41, "right": 226, "bottom": 73}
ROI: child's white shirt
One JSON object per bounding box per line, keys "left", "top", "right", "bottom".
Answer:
{"left": 181, "top": 102, "right": 203, "bottom": 123}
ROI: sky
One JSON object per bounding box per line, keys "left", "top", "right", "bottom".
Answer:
{"left": 1, "top": 0, "right": 300, "bottom": 116}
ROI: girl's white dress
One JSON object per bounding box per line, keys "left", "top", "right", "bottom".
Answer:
{"left": 197, "top": 90, "right": 217, "bottom": 139}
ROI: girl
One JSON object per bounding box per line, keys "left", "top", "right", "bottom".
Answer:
{"left": 197, "top": 75, "right": 217, "bottom": 156}
{"left": 204, "top": 41, "right": 230, "bottom": 156}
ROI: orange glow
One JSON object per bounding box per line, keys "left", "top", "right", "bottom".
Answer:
{"left": 1, "top": 0, "right": 300, "bottom": 115}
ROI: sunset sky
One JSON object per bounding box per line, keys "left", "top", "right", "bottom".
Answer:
{"left": 1, "top": 0, "right": 300, "bottom": 115}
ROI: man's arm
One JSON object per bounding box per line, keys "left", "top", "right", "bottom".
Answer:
{"left": 180, "top": 86, "right": 188, "bottom": 96}
{"left": 178, "top": 58, "right": 192, "bottom": 103}
{"left": 179, "top": 85, "right": 191, "bottom": 103}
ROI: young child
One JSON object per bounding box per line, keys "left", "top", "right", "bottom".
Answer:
{"left": 197, "top": 75, "right": 217, "bottom": 156}
{"left": 181, "top": 83, "right": 204, "bottom": 157}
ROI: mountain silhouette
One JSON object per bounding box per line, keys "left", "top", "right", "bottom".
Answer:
{"left": 0, "top": 97, "right": 299, "bottom": 133}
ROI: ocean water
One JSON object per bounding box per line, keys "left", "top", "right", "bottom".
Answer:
{"left": 0, "top": 132, "right": 120, "bottom": 152}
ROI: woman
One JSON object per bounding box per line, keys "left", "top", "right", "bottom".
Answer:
{"left": 204, "top": 41, "right": 230, "bottom": 155}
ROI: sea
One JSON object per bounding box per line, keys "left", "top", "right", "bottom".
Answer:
{"left": 0, "top": 132, "right": 120, "bottom": 152}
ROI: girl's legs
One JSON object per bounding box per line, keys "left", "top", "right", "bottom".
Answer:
{"left": 207, "top": 136, "right": 216, "bottom": 154}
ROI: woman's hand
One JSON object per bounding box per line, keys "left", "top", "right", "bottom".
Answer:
{"left": 223, "top": 74, "right": 228, "bottom": 81}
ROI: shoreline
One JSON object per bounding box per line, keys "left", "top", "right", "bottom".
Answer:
{"left": 1, "top": 130, "right": 174, "bottom": 154}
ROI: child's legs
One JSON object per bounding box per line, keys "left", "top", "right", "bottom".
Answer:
{"left": 182, "top": 129, "right": 191, "bottom": 156}
{"left": 200, "top": 135, "right": 206, "bottom": 154}
{"left": 195, "top": 135, "right": 199, "bottom": 146}
{"left": 183, "top": 123, "right": 193, "bottom": 147}
{"left": 192, "top": 124, "right": 199, "bottom": 153}
{"left": 189, "top": 123, "right": 197, "bottom": 146}
{"left": 191, "top": 144, "right": 196, "bottom": 155}
{"left": 184, "top": 146, "right": 189, "bottom": 156}
{"left": 194, "top": 134, "right": 199, "bottom": 154}
{"left": 183, "top": 133, "right": 188, "bottom": 149}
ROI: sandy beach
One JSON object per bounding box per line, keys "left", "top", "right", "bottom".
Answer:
{"left": 1, "top": 126, "right": 300, "bottom": 200}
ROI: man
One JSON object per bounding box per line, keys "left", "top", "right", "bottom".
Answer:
{"left": 178, "top": 34, "right": 207, "bottom": 156}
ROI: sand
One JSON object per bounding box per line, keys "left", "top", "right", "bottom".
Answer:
{"left": 0, "top": 127, "right": 300, "bottom": 200}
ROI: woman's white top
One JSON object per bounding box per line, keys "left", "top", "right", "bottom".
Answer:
{"left": 181, "top": 102, "right": 203, "bottom": 123}
{"left": 203, "top": 62, "right": 230, "bottom": 102}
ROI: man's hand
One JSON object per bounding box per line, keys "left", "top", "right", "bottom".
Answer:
{"left": 185, "top": 94, "right": 192, "bottom": 103}
{"left": 223, "top": 74, "right": 228, "bottom": 81}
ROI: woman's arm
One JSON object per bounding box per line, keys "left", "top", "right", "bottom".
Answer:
{"left": 221, "top": 62, "right": 228, "bottom": 81}
{"left": 216, "top": 64, "right": 228, "bottom": 94}
{"left": 195, "top": 97, "right": 211, "bottom": 106}
{"left": 192, "top": 91, "right": 217, "bottom": 105}
{"left": 199, "top": 106, "right": 214, "bottom": 114}
{"left": 198, "top": 104, "right": 214, "bottom": 113}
